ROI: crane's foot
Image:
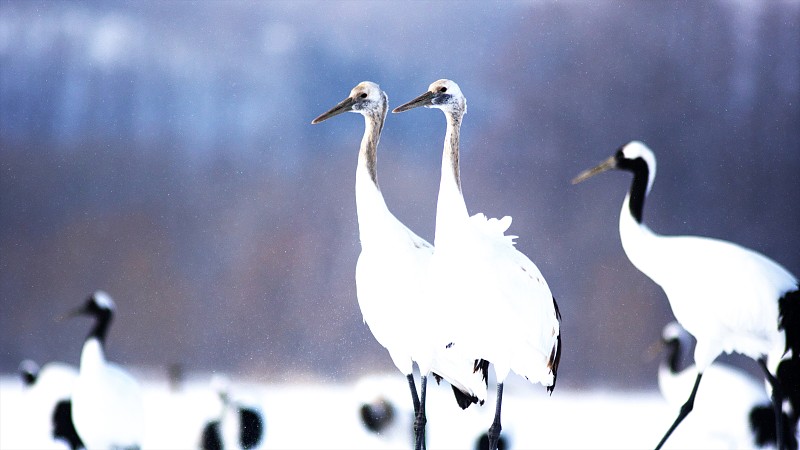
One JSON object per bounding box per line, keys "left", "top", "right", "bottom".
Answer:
{"left": 413, "top": 411, "right": 426, "bottom": 450}
{"left": 487, "top": 420, "right": 502, "bottom": 450}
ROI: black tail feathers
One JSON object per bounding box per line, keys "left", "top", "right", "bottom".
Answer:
{"left": 238, "top": 407, "right": 264, "bottom": 449}
{"left": 548, "top": 296, "right": 562, "bottom": 395}
{"left": 474, "top": 359, "right": 490, "bottom": 387}
{"left": 448, "top": 360, "right": 490, "bottom": 409}
{"left": 779, "top": 285, "right": 800, "bottom": 359}
{"left": 432, "top": 369, "right": 483, "bottom": 410}
{"left": 750, "top": 404, "right": 798, "bottom": 450}
{"left": 201, "top": 421, "right": 223, "bottom": 450}
{"left": 436, "top": 359, "right": 491, "bottom": 410}
{"left": 777, "top": 357, "right": 800, "bottom": 421}
{"left": 451, "top": 384, "right": 480, "bottom": 410}
{"left": 779, "top": 285, "right": 800, "bottom": 427}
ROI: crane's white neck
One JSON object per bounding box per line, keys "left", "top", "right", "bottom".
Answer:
{"left": 357, "top": 110, "right": 381, "bottom": 187}
{"left": 619, "top": 194, "right": 661, "bottom": 282}
{"left": 435, "top": 111, "right": 469, "bottom": 245}
{"left": 80, "top": 337, "right": 106, "bottom": 374}
{"left": 355, "top": 110, "right": 392, "bottom": 243}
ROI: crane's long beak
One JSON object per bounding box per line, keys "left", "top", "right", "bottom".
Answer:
{"left": 392, "top": 91, "right": 435, "bottom": 113}
{"left": 572, "top": 156, "right": 617, "bottom": 185}
{"left": 311, "top": 96, "right": 356, "bottom": 124}
{"left": 56, "top": 304, "right": 87, "bottom": 322}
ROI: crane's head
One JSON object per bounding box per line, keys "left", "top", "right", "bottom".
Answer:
{"left": 572, "top": 140, "right": 657, "bottom": 194}
{"left": 661, "top": 321, "right": 690, "bottom": 344}
{"left": 660, "top": 321, "right": 693, "bottom": 373}
{"left": 63, "top": 290, "right": 116, "bottom": 321}
{"left": 19, "top": 359, "right": 40, "bottom": 386}
{"left": 311, "top": 81, "right": 388, "bottom": 124}
{"left": 392, "top": 79, "right": 466, "bottom": 115}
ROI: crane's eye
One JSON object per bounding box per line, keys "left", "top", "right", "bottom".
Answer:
{"left": 359, "top": 93, "right": 368, "bottom": 99}
{"left": 438, "top": 87, "right": 448, "bottom": 93}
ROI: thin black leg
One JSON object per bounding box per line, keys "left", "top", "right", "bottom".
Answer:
{"left": 414, "top": 375, "right": 428, "bottom": 450}
{"left": 760, "top": 358, "right": 786, "bottom": 450}
{"left": 407, "top": 373, "right": 421, "bottom": 450}
{"left": 655, "top": 372, "right": 702, "bottom": 450}
{"left": 407, "top": 373, "right": 421, "bottom": 415}
{"left": 487, "top": 383, "right": 504, "bottom": 450}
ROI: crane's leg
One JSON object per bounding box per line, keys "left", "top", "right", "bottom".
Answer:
{"left": 655, "top": 373, "right": 702, "bottom": 450}
{"left": 407, "top": 373, "right": 422, "bottom": 449}
{"left": 407, "top": 373, "right": 421, "bottom": 415}
{"left": 414, "top": 375, "right": 428, "bottom": 450}
{"left": 759, "top": 358, "right": 785, "bottom": 450}
{"left": 487, "top": 383, "right": 504, "bottom": 450}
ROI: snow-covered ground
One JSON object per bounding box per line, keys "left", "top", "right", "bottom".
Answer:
{"left": 0, "top": 372, "right": 774, "bottom": 449}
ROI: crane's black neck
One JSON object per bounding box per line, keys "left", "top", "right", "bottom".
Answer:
{"left": 88, "top": 309, "right": 112, "bottom": 347}
{"left": 21, "top": 369, "right": 37, "bottom": 386}
{"left": 664, "top": 338, "right": 682, "bottom": 374}
{"left": 619, "top": 156, "right": 649, "bottom": 224}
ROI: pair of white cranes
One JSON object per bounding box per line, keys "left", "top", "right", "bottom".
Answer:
{"left": 312, "top": 80, "right": 798, "bottom": 450}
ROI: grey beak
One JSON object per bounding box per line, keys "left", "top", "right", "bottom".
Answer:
{"left": 392, "top": 91, "right": 436, "bottom": 113}
{"left": 572, "top": 155, "right": 617, "bottom": 185}
{"left": 312, "top": 96, "right": 357, "bottom": 124}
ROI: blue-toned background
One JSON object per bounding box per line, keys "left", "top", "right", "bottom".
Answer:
{"left": 2, "top": 1, "right": 798, "bottom": 388}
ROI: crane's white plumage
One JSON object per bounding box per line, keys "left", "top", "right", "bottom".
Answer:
{"left": 69, "top": 291, "right": 144, "bottom": 450}
{"left": 394, "top": 78, "right": 560, "bottom": 387}
{"left": 19, "top": 360, "right": 78, "bottom": 410}
{"left": 658, "top": 322, "right": 771, "bottom": 448}
{"left": 19, "top": 359, "right": 82, "bottom": 450}
{"left": 573, "top": 141, "right": 799, "bottom": 449}
{"left": 613, "top": 145, "right": 796, "bottom": 372}
{"left": 312, "top": 82, "right": 487, "bottom": 448}
{"left": 394, "top": 79, "right": 561, "bottom": 450}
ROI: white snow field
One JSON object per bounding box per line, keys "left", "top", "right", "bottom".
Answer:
{"left": 0, "top": 372, "right": 777, "bottom": 449}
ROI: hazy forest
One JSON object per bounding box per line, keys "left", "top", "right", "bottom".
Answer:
{"left": 1, "top": 1, "right": 798, "bottom": 389}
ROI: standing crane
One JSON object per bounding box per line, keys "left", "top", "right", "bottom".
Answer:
{"left": 68, "top": 291, "right": 145, "bottom": 450}
{"left": 657, "top": 321, "right": 796, "bottom": 448}
{"left": 394, "top": 79, "right": 561, "bottom": 450}
{"left": 573, "top": 141, "right": 799, "bottom": 449}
